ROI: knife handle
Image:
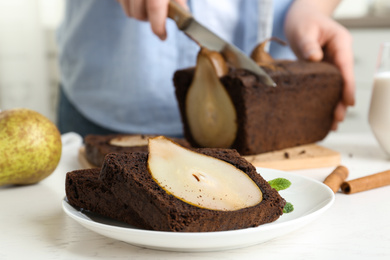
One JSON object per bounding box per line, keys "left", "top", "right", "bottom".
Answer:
{"left": 168, "top": 0, "right": 193, "bottom": 30}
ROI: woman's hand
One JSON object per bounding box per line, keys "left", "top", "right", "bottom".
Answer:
{"left": 285, "top": 0, "right": 355, "bottom": 130}
{"left": 117, "top": 0, "right": 188, "bottom": 40}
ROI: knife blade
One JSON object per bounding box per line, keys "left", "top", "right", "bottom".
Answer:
{"left": 167, "top": 1, "right": 276, "bottom": 87}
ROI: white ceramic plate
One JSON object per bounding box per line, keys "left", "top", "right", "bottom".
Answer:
{"left": 62, "top": 168, "right": 334, "bottom": 252}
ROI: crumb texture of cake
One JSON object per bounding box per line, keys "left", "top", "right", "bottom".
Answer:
{"left": 65, "top": 168, "right": 153, "bottom": 229}
{"left": 173, "top": 60, "right": 343, "bottom": 155}
{"left": 66, "top": 149, "right": 285, "bottom": 232}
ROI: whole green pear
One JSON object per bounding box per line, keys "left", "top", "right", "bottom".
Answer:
{"left": 0, "top": 108, "right": 62, "bottom": 186}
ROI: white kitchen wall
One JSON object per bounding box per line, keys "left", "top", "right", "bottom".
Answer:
{"left": 334, "top": 0, "right": 371, "bottom": 18}
{"left": 0, "top": 0, "right": 63, "bottom": 121}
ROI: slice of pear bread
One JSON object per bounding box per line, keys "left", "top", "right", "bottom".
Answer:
{"left": 66, "top": 148, "right": 285, "bottom": 232}
{"left": 84, "top": 134, "right": 190, "bottom": 167}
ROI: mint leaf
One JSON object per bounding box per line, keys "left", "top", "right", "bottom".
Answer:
{"left": 283, "top": 202, "right": 294, "bottom": 213}
{"left": 268, "top": 178, "right": 294, "bottom": 213}
{"left": 268, "top": 178, "right": 291, "bottom": 191}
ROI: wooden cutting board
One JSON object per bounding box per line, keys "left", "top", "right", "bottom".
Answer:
{"left": 78, "top": 143, "right": 340, "bottom": 171}
{"left": 243, "top": 143, "right": 340, "bottom": 171}
{"left": 78, "top": 146, "right": 97, "bottom": 169}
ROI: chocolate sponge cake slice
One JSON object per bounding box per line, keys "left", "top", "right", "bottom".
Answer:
{"left": 65, "top": 168, "right": 153, "bottom": 229}
{"left": 99, "top": 149, "right": 285, "bottom": 232}
{"left": 173, "top": 60, "right": 342, "bottom": 155}
{"left": 84, "top": 134, "right": 149, "bottom": 167}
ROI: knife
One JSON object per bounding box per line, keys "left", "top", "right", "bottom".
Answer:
{"left": 167, "top": 0, "right": 276, "bottom": 87}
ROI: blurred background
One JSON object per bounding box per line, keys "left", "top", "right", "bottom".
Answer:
{"left": 0, "top": 0, "right": 64, "bottom": 121}
{"left": 0, "top": 0, "right": 389, "bottom": 131}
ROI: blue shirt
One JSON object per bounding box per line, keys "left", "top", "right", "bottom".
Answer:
{"left": 57, "top": 0, "right": 295, "bottom": 136}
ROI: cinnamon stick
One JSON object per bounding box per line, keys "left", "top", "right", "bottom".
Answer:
{"left": 341, "top": 170, "right": 390, "bottom": 194}
{"left": 323, "top": 166, "right": 349, "bottom": 193}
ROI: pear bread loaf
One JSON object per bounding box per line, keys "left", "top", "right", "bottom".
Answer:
{"left": 84, "top": 134, "right": 190, "bottom": 167}
{"left": 173, "top": 60, "right": 343, "bottom": 155}
{"left": 66, "top": 149, "right": 286, "bottom": 232}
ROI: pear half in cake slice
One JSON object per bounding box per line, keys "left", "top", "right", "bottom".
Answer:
{"left": 185, "top": 48, "right": 237, "bottom": 148}
{"left": 147, "top": 136, "right": 263, "bottom": 211}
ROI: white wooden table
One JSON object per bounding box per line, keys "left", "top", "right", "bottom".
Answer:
{"left": 1, "top": 128, "right": 390, "bottom": 259}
